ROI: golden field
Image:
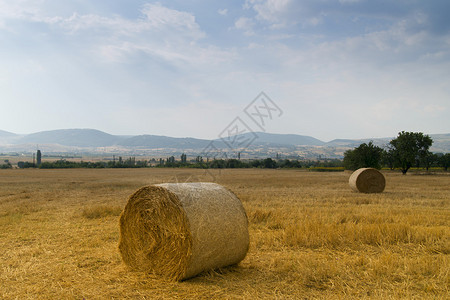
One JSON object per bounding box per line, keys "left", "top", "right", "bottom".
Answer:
{"left": 0, "top": 168, "right": 448, "bottom": 299}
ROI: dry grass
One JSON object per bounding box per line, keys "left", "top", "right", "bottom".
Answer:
{"left": 0, "top": 168, "right": 448, "bottom": 299}
{"left": 82, "top": 205, "right": 123, "bottom": 219}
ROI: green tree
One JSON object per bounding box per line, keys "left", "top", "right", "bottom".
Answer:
{"left": 438, "top": 153, "right": 450, "bottom": 171}
{"left": 209, "top": 159, "right": 225, "bottom": 168}
{"left": 382, "top": 149, "right": 395, "bottom": 170}
{"left": 226, "top": 159, "right": 242, "bottom": 168}
{"left": 421, "top": 152, "right": 438, "bottom": 171}
{"left": 263, "top": 158, "right": 277, "bottom": 168}
{"left": 389, "top": 131, "right": 433, "bottom": 175}
{"left": 250, "top": 160, "right": 262, "bottom": 168}
{"left": 343, "top": 141, "right": 383, "bottom": 170}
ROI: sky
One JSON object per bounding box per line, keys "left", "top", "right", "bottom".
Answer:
{"left": 0, "top": 0, "right": 449, "bottom": 142}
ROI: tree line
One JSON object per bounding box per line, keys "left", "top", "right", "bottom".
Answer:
{"left": 16, "top": 157, "right": 344, "bottom": 170}
{"left": 343, "top": 131, "right": 450, "bottom": 174}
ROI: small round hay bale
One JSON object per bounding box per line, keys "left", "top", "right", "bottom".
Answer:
{"left": 118, "top": 182, "right": 249, "bottom": 281}
{"left": 349, "top": 168, "right": 386, "bottom": 193}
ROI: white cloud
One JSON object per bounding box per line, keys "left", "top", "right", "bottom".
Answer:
{"left": 244, "top": 0, "right": 324, "bottom": 29}
{"left": 218, "top": 8, "right": 228, "bottom": 16}
{"left": 1, "top": 2, "right": 234, "bottom": 68}
{"left": 140, "top": 3, "right": 203, "bottom": 37}
{"left": 235, "top": 17, "right": 255, "bottom": 36}
{"left": 247, "top": 0, "right": 292, "bottom": 21}
{"left": 0, "top": 0, "right": 67, "bottom": 26}
{"left": 246, "top": 0, "right": 293, "bottom": 28}
{"left": 0, "top": 0, "right": 41, "bottom": 19}
{"left": 57, "top": 3, "right": 205, "bottom": 39}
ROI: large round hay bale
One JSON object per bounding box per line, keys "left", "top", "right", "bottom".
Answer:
{"left": 349, "top": 168, "right": 386, "bottom": 193}
{"left": 118, "top": 182, "right": 249, "bottom": 281}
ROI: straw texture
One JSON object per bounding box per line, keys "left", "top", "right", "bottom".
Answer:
{"left": 119, "top": 182, "right": 249, "bottom": 281}
{"left": 349, "top": 168, "right": 386, "bottom": 193}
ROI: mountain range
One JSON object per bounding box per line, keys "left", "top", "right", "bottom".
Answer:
{"left": 0, "top": 129, "right": 327, "bottom": 149}
{"left": 0, "top": 129, "right": 449, "bottom": 158}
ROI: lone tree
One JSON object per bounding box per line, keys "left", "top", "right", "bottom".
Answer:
{"left": 388, "top": 131, "right": 433, "bottom": 175}
{"left": 343, "top": 141, "right": 383, "bottom": 170}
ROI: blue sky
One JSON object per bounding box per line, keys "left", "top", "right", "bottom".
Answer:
{"left": 1, "top": 0, "right": 449, "bottom": 141}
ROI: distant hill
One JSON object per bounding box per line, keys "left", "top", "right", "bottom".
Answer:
{"left": 430, "top": 133, "right": 450, "bottom": 139}
{"left": 325, "top": 138, "right": 390, "bottom": 148}
{"left": 324, "top": 139, "right": 362, "bottom": 147}
{"left": 18, "top": 129, "right": 124, "bottom": 147}
{"left": 0, "top": 130, "right": 19, "bottom": 145}
{"left": 430, "top": 133, "right": 450, "bottom": 153}
{"left": 223, "top": 132, "right": 325, "bottom": 146}
{"left": 119, "top": 135, "right": 211, "bottom": 149}
{"left": 0, "top": 130, "right": 17, "bottom": 137}
{"left": 119, "top": 132, "right": 324, "bottom": 149}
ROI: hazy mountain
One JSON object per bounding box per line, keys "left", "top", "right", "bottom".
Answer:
{"left": 0, "top": 130, "right": 20, "bottom": 145}
{"left": 430, "top": 133, "right": 450, "bottom": 139}
{"left": 222, "top": 132, "right": 325, "bottom": 146}
{"left": 325, "top": 139, "right": 360, "bottom": 147}
{"left": 430, "top": 133, "right": 450, "bottom": 153}
{"left": 18, "top": 129, "right": 124, "bottom": 147}
{"left": 119, "top": 135, "right": 211, "bottom": 149}
{"left": 0, "top": 130, "right": 17, "bottom": 137}
{"left": 325, "top": 138, "right": 390, "bottom": 148}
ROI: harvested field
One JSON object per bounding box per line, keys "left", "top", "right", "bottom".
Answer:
{"left": 0, "top": 168, "right": 449, "bottom": 299}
